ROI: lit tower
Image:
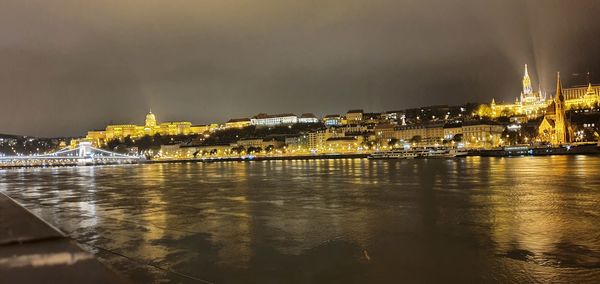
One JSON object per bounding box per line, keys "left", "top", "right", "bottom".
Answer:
{"left": 522, "top": 64, "right": 533, "bottom": 97}
{"left": 145, "top": 110, "right": 157, "bottom": 128}
{"left": 583, "top": 72, "right": 599, "bottom": 108}
{"left": 554, "top": 73, "right": 567, "bottom": 145}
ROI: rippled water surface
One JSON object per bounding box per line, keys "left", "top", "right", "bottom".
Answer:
{"left": 2, "top": 156, "right": 600, "bottom": 283}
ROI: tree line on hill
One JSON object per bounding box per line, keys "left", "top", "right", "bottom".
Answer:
{"left": 102, "top": 123, "right": 326, "bottom": 154}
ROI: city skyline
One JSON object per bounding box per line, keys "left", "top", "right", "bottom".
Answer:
{"left": 3, "top": 2, "right": 600, "bottom": 284}
{"left": 3, "top": 67, "right": 599, "bottom": 139}
{"left": 3, "top": 0, "right": 600, "bottom": 137}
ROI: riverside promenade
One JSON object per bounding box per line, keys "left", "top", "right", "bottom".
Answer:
{"left": 0, "top": 192, "right": 126, "bottom": 283}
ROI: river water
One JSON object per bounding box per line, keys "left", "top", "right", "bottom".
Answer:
{"left": 1, "top": 156, "right": 600, "bottom": 283}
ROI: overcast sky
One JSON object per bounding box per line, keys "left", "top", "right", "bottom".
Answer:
{"left": 2, "top": 0, "right": 600, "bottom": 136}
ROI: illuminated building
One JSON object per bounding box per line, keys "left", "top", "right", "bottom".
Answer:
{"left": 298, "top": 113, "right": 319, "bottom": 123}
{"left": 284, "top": 134, "right": 309, "bottom": 148}
{"left": 563, "top": 82, "right": 600, "bottom": 109}
{"left": 462, "top": 120, "right": 504, "bottom": 148}
{"left": 393, "top": 122, "right": 445, "bottom": 145}
{"left": 373, "top": 124, "right": 397, "bottom": 141}
{"left": 539, "top": 73, "right": 569, "bottom": 145}
{"left": 307, "top": 129, "right": 344, "bottom": 150}
{"left": 490, "top": 64, "right": 548, "bottom": 118}
{"left": 443, "top": 123, "right": 463, "bottom": 140}
{"left": 234, "top": 138, "right": 266, "bottom": 148}
{"left": 334, "top": 124, "right": 369, "bottom": 135}
{"left": 250, "top": 113, "right": 298, "bottom": 126}
{"left": 324, "top": 136, "right": 363, "bottom": 153}
{"left": 489, "top": 65, "right": 600, "bottom": 118}
{"left": 322, "top": 114, "right": 343, "bottom": 126}
{"left": 86, "top": 111, "right": 213, "bottom": 146}
{"left": 232, "top": 138, "right": 285, "bottom": 149}
{"left": 345, "top": 109, "right": 364, "bottom": 124}
{"left": 554, "top": 73, "right": 567, "bottom": 144}
{"left": 225, "top": 118, "right": 251, "bottom": 129}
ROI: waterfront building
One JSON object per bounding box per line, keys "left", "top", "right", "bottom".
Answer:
{"left": 284, "top": 134, "right": 309, "bottom": 148}
{"left": 373, "top": 124, "right": 397, "bottom": 141}
{"left": 324, "top": 136, "right": 363, "bottom": 153}
{"left": 298, "top": 113, "right": 319, "bottom": 124}
{"left": 232, "top": 138, "right": 285, "bottom": 149}
{"left": 443, "top": 123, "right": 463, "bottom": 140}
{"left": 234, "top": 138, "right": 265, "bottom": 148}
{"left": 307, "top": 129, "right": 344, "bottom": 150}
{"left": 159, "top": 143, "right": 185, "bottom": 159}
{"left": 393, "top": 122, "right": 445, "bottom": 145}
{"left": 462, "top": 120, "right": 504, "bottom": 148}
{"left": 261, "top": 138, "right": 286, "bottom": 149}
{"left": 250, "top": 113, "right": 298, "bottom": 126}
{"left": 225, "top": 118, "right": 251, "bottom": 129}
{"left": 196, "top": 144, "right": 232, "bottom": 156}
{"left": 85, "top": 111, "right": 212, "bottom": 146}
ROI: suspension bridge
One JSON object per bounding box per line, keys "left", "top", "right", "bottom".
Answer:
{"left": 0, "top": 142, "right": 143, "bottom": 168}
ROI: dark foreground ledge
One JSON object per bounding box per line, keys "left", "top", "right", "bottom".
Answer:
{"left": 0, "top": 192, "right": 127, "bottom": 283}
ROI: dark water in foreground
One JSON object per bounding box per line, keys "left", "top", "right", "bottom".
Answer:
{"left": 2, "top": 156, "right": 600, "bottom": 283}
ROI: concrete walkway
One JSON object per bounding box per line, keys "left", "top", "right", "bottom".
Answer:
{"left": 0, "top": 192, "right": 126, "bottom": 283}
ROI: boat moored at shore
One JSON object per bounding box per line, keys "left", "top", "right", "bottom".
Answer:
{"left": 368, "top": 147, "right": 468, "bottom": 160}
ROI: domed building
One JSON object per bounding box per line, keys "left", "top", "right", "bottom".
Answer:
{"left": 86, "top": 110, "right": 217, "bottom": 146}
{"left": 145, "top": 110, "right": 157, "bottom": 128}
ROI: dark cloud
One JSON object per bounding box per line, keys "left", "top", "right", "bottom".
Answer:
{"left": 1, "top": 0, "right": 600, "bottom": 136}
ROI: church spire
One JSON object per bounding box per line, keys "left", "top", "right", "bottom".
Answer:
{"left": 555, "top": 72, "right": 563, "bottom": 100}
{"left": 522, "top": 64, "right": 533, "bottom": 96}
{"left": 585, "top": 72, "right": 594, "bottom": 95}
{"left": 554, "top": 72, "right": 567, "bottom": 145}
{"left": 586, "top": 82, "right": 594, "bottom": 94}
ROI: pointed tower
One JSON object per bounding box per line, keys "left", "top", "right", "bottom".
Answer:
{"left": 522, "top": 64, "right": 533, "bottom": 96}
{"left": 554, "top": 73, "right": 567, "bottom": 145}
{"left": 585, "top": 72, "right": 595, "bottom": 96}
{"left": 586, "top": 82, "right": 594, "bottom": 95}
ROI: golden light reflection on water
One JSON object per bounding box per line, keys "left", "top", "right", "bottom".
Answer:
{"left": 1, "top": 156, "right": 599, "bottom": 282}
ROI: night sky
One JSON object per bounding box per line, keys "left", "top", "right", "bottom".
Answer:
{"left": 2, "top": 0, "right": 600, "bottom": 137}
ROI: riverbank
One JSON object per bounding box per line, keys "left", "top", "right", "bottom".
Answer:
{"left": 0, "top": 192, "right": 126, "bottom": 283}
{"left": 3, "top": 144, "right": 600, "bottom": 169}
{"left": 149, "top": 153, "right": 370, "bottom": 164}
{"left": 150, "top": 144, "right": 600, "bottom": 164}
{"left": 473, "top": 143, "right": 600, "bottom": 157}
